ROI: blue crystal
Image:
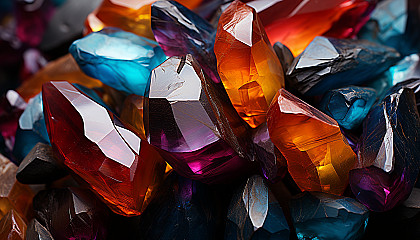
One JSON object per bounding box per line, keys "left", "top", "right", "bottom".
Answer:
{"left": 287, "top": 36, "right": 400, "bottom": 96}
{"left": 69, "top": 28, "right": 167, "bottom": 96}
{"left": 290, "top": 192, "right": 369, "bottom": 240}
{"left": 319, "top": 86, "right": 377, "bottom": 130}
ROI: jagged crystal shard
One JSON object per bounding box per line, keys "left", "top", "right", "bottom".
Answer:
{"left": 350, "top": 87, "right": 420, "bottom": 212}
{"left": 287, "top": 36, "right": 400, "bottom": 96}
{"left": 273, "top": 42, "right": 294, "bottom": 74}
{"left": 26, "top": 219, "right": 54, "bottom": 240}
{"left": 290, "top": 192, "right": 369, "bottom": 240}
{"left": 151, "top": 0, "right": 220, "bottom": 83}
{"left": 69, "top": 28, "right": 167, "bottom": 96}
{"left": 225, "top": 175, "right": 290, "bottom": 240}
{"left": 42, "top": 81, "right": 167, "bottom": 216}
{"left": 0, "top": 209, "right": 26, "bottom": 240}
{"left": 319, "top": 86, "right": 377, "bottom": 130}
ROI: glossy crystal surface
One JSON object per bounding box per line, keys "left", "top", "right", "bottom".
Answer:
{"left": 215, "top": 0, "right": 285, "bottom": 128}
{"left": 0, "top": 209, "right": 26, "bottom": 240}
{"left": 267, "top": 89, "right": 357, "bottom": 195}
{"left": 26, "top": 219, "right": 54, "bottom": 240}
{"left": 43, "top": 81, "right": 167, "bottom": 216}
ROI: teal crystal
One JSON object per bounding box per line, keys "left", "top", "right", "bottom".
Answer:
{"left": 319, "top": 86, "right": 377, "bottom": 130}
{"left": 69, "top": 28, "right": 167, "bottom": 96}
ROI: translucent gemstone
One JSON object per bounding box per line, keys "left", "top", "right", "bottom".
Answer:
{"left": 18, "top": 93, "right": 49, "bottom": 143}
{"left": 42, "top": 81, "right": 167, "bottom": 216}
{"left": 244, "top": 0, "right": 376, "bottom": 56}
{"left": 146, "top": 55, "right": 253, "bottom": 184}
{"left": 225, "top": 175, "right": 290, "bottom": 240}
{"left": 267, "top": 89, "right": 357, "bottom": 195}
{"left": 0, "top": 209, "right": 27, "bottom": 240}
{"left": 120, "top": 94, "right": 146, "bottom": 139}
{"left": 85, "top": 0, "right": 204, "bottom": 38}
{"left": 26, "top": 219, "right": 54, "bottom": 240}
{"left": 151, "top": 0, "right": 220, "bottom": 83}
{"left": 0, "top": 154, "right": 34, "bottom": 220}
{"left": 33, "top": 188, "right": 109, "bottom": 239}
{"left": 273, "top": 42, "right": 294, "bottom": 74}
{"left": 390, "top": 78, "right": 420, "bottom": 112}
{"left": 290, "top": 192, "right": 369, "bottom": 240}
{"left": 350, "top": 88, "right": 420, "bottom": 212}
{"left": 69, "top": 28, "right": 167, "bottom": 96}
{"left": 287, "top": 36, "right": 400, "bottom": 96}
{"left": 319, "top": 86, "right": 377, "bottom": 130}
{"left": 17, "top": 54, "right": 102, "bottom": 102}
{"left": 214, "top": 0, "right": 285, "bottom": 128}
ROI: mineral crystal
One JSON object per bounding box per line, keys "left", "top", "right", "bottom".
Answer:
{"left": 33, "top": 188, "right": 109, "bottom": 240}
{"left": 120, "top": 94, "right": 146, "bottom": 139}
{"left": 42, "top": 81, "right": 167, "bottom": 216}
{"left": 146, "top": 55, "right": 253, "bottom": 184}
{"left": 267, "top": 89, "right": 357, "bottom": 195}
{"left": 290, "top": 192, "right": 369, "bottom": 240}
{"left": 350, "top": 87, "right": 420, "bottom": 211}
{"left": 225, "top": 175, "right": 290, "bottom": 240}
{"left": 287, "top": 36, "right": 400, "bottom": 96}
{"left": 245, "top": 0, "right": 376, "bottom": 56}
{"left": 390, "top": 78, "right": 420, "bottom": 111}
{"left": 319, "top": 86, "right": 377, "bottom": 130}
{"left": 0, "top": 154, "right": 34, "bottom": 220}
{"left": 16, "top": 143, "right": 67, "bottom": 184}
{"left": 151, "top": 0, "right": 220, "bottom": 83}
{"left": 26, "top": 219, "right": 54, "bottom": 240}
{"left": 18, "top": 93, "right": 49, "bottom": 144}
{"left": 69, "top": 28, "right": 167, "bottom": 96}
{"left": 273, "top": 42, "right": 294, "bottom": 74}
{"left": 0, "top": 209, "right": 26, "bottom": 240}
{"left": 214, "top": 0, "right": 285, "bottom": 128}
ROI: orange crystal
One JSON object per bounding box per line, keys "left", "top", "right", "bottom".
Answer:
{"left": 17, "top": 54, "right": 102, "bottom": 102}
{"left": 267, "top": 89, "right": 357, "bottom": 195}
{"left": 85, "top": 0, "right": 204, "bottom": 39}
{"left": 120, "top": 94, "right": 146, "bottom": 139}
{"left": 214, "top": 0, "right": 285, "bottom": 128}
{"left": 0, "top": 154, "right": 34, "bottom": 220}
{"left": 0, "top": 210, "right": 27, "bottom": 240}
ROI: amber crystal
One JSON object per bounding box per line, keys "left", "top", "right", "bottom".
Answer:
{"left": 0, "top": 210, "right": 26, "bottom": 240}
{"left": 267, "top": 89, "right": 357, "bottom": 195}
{"left": 214, "top": 0, "right": 284, "bottom": 128}
{"left": 42, "top": 81, "right": 167, "bottom": 216}
{"left": 120, "top": 94, "right": 146, "bottom": 139}
{"left": 0, "top": 154, "right": 34, "bottom": 220}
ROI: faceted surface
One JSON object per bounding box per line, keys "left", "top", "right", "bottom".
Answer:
{"left": 18, "top": 93, "right": 49, "bottom": 144}
{"left": 350, "top": 88, "right": 420, "bottom": 212}
{"left": 273, "top": 42, "right": 294, "bottom": 74}
{"left": 290, "top": 192, "right": 369, "bottom": 240}
{"left": 146, "top": 55, "right": 253, "bottom": 184}
{"left": 245, "top": 0, "right": 376, "bottom": 56}
{"left": 225, "top": 175, "right": 290, "bottom": 240}
{"left": 359, "top": 0, "right": 420, "bottom": 56}
{"left": 17, "top": 54, "right": 102, "bottom": 102}
{"left": 267, "top": 89, "right": 357, "bottom": 195}
{"left": 43, "top": 81, "right": 167, "bottom": 216}
{"left": 69, "top": 28, "right": 167, "bottom": 96}
{"left": 151, "top": 0, "right": 220, "bottom": 83}
{"left": 26, "top": 219, "right": 54, "bottom": 240}
{"left": 287, "top": 36, "right": 400, "bottom": 96}
{"left": 214, "top": 0, "right": 285, "bottom": 128}
{"left": 16, "top": 143, "right": 67, "bottom": 184}
{"left": 120, "top": 94, "right": 146, "bottom": 139}
{"left": 0, "top": 154, "right": 34, "bottom": 220}
{"left": 319, "top": 86, "right": 377, "bottom": 130}
{"left": 389, "top": 78, "right": 420, "bottom": 112}
{"left": 0, "top": 210, "right": 26, "bottom": 240}
{"left": 33, "top": 188, "right": 109, "bottom": 240}
{"left": 84, "top": 0, "right": 203, "bottom": 39}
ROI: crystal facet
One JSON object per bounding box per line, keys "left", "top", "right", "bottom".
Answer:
{"left": 267, "top": 89, "right": 357, "bottom": 195}
{"left": 287, "top": 36, "right": 400, "bottom": 96}
{"left": 214, "top": 0, "right": 285, "bottom": 128}
{"left": 43, "top": 81, "right": 167, "bottom": 216}
{"left": 26, "top": 219, "right": 54, "bottom": 240}
{"left": 273, "top": 42, "right": 294, "bottom": 74}
{"left": 0, "top": 209, "right": 26, "bottom": 240}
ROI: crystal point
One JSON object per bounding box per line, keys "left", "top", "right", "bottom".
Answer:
{"left": 0, "top": 209, "right": 26, "bottom": 240}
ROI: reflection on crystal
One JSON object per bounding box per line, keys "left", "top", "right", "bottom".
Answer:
{"left": 120, "top": 94, "right": 146, "bottom": 139}
{"left": 273, "top": 42, "right": 294, "bottom": 74}
{"left": 350, "top": 88, "right": 420, "bottom": 211}
{"left": 69, "top": 28, "right": 167, "bottom": 96}
{"left": 0, "top": 209, "right": 26, "bottom": 240}
{"left": 18, "top": 93, "right": 49, "bottom": 143}
{"left": 26, "top": 219, "right": 54, "bottom": 240}
{"left": 319, "top": 86, "right": 377, "bottom": 130}
{"left": 389, "top": 78, "right": 420, "bottom": 111}
{"left": 290, "top": 192, "right": 369, "bottom": 240}
{"left": 287, "top": 36, "right": 400, "bottom": 96}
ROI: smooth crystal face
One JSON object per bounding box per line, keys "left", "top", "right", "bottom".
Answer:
{"left": 290, "top": 192, "right": 369, "bottom": 240}
{"left": 225, "top": 175, "right": 290, "bottom": 240}
{"left": 0, "top": 209, "right": 27, "bottom": 240}
{"left": 215, "top": 0, "right": 285, "bottom": 128}
{"left": 244, "top": 0, "right": 376, "bottom": 56}
{"left": 146, "top": 55, "right": 252, "bottom": 184}
{"left": 26, "top": 219, "right": 54, "bottom": 240}
{"left": 42, "top": 81, "right": 167, "bottom": 216}
{"left": 69, "top": 28, "right": 167, "bottom": 96}
{"left": 350, "top": 88, "right": 420, "bottom": 212}
{"left": 151, "top": 0, "right": 220, "bottom": 83}
{"left": 267, "top": 89, "right": 357, "bottom": 195}
{"left": 287, "top": 36, "right": 400, "bottom": 96}
{"left": 120, "top": 94, "right": 146, "bottom": 139}
{"left": 390, "top": 78, "right": 420, "bottom": 112}
{"left": 18, "top": 93, "right": 49, "bottom": 143}
{"left": 319, "top": 86, "right": 377, "bottom": 130}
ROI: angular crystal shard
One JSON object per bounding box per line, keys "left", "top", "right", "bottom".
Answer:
{"left": 26, "top": 219, "right": 54, "bottom": 240}
{"left": 0, "top": 209, "right": 26, "bottom": 240}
